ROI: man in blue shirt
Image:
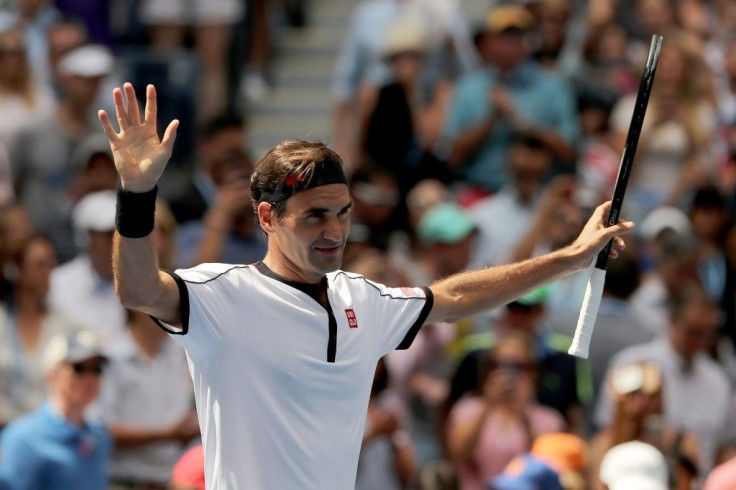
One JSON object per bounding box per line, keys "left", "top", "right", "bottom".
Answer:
{"left": 442, "top": 6, "right": 579, "bottom": 194}
{"left": 0, "top": 331, "right": 112, "bottom": 490}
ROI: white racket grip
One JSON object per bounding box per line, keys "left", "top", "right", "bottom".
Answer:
{"left": 568, "top": 267, "right": 606, "bottom": 359}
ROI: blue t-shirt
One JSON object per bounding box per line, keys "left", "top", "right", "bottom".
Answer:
{"left": 443, "top": 62, "right": 579, "bottom": 191}
{"left": 0, "top": 403, "right": 111, "bottom": 490}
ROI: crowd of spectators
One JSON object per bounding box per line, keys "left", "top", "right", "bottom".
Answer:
{"left": 0, "top": 0, "right": 735, "bottom": 488}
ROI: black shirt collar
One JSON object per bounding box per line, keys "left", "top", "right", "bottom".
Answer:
{"left": 254, "top": 261, "right": 328, "bottom": 302}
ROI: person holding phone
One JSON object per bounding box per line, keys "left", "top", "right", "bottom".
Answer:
{"left": 445, "top": 332, "right": 566, "bottom": 490}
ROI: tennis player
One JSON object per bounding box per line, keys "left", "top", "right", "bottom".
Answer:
{"left": 99, "top": 83, "right": 633, "bottom": 489}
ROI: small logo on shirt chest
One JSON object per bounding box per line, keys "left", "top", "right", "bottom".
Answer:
{"left": 345, "top": 309, "right": 358, "bottom": 328}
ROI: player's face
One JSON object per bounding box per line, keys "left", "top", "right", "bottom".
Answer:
{"left": 273, "top": 184, "right": 351, "bottom": 282}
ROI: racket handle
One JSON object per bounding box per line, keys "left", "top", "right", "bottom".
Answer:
{"left": 568, "top": 267, "right": 606, "bottom": 359}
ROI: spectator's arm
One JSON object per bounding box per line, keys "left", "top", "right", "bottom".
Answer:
{"left": 191, "top": 177, "right": 252, "bottom": 266}
{"left": 418, "top": 81, "right": 454, "bottom": 151}
{"left": 391, "top": 430, "right": 415, "bottom": 485}
{"left": 441, "top": 78, "right": 495, "bottom": 169}
{"left": 446, "top": 403, "right": 492, "bottom": 461}
{"left": 355, "top": 82, "right": 380, "bottom": 158}
{"left": 108, "top": 411, "right": 199, "bottom": 448}
{"left": 509, "top": 176, "right": 576, "bottom": 263}
{"left": 447, "top": 115, "right": 498, "bottom": 169}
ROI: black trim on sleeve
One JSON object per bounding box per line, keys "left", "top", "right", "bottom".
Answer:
{"left": 396, "top": 287, "right": 434, "bottom": 350}
{"left": 149, "top": 271, "right": 190, "bottom": 335}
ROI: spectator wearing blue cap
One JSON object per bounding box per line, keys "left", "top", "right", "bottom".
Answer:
{"left": 414, "top": 202, "right": 478, "bottom": 284}
{"left": 488, "top": 453, "right": 564, "bottom": 490}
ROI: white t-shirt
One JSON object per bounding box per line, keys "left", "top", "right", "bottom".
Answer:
{"left": 100, "top": 333, "right": 193, "bottom": 485}
{"left": 154, "top": 261, "right": 433, "bottom": 489}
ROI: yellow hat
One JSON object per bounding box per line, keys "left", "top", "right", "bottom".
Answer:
{"left": 486, "top": 6, "right": 535, "bottom": 33}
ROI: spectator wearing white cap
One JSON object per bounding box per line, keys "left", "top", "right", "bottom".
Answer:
{"left": 332, "top": 0, "right": 476, "bottom": 167}
{"left": 356, "top": 15, "right": 454, "bottom": 195}
{"left": 0, "top": 330, "right": 112, "bottom": 490}
{"left": 599, "top": 441, "right": 669, "bottom": 490}
{"left": 48, "top": 190, "right": 128, "bottom": 359}
{"left": 10, "top": 43, "right": 114, "bottom": 262}
{"left": 596, "top": 285, "right": 736, "bottom": 475}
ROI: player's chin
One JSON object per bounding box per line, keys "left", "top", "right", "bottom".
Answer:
{"left": 312, "top": 246, "right": 344, "bottom": 269}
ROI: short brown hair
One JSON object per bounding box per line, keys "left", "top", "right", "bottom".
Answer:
{"left": 250, "top": 140, "right": 343, "bottom": 221}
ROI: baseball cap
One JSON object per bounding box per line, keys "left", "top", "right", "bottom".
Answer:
{"left": 531, "top": 433, "right": 587, "bottom": 472}
{"left": 639, "top": 206, "right": 691, "bottom": 241}
{"left": 511, "top": 286, "right": 549, "bottom": 307}
{"left": 610, "top": 362, "right": 661, "bottom": 396}
{"left": 418, "top": 202, "right": 476, "bottom": 245}
{"left": 70, "top": 134, "right": 114, "bottom": 172}
{"left": 43, "top": 330, "right": 108, "bottom": 373}
{"left": 383, "top": 16, "right": 428, "bottom": 58}
{"left": 486, "top": 6, "right": 534, "bottom": 34}
{"left": 73, "top": 190, "right": 117, "bottom": 232}
{"left": 489, "top": 454, "right": 564, "bottom": 490}
{"left": 58, "top": 44, "right": 114, "bottom": 78}
{"left": 599, "top": 441, "right": 668, "bottom": 490}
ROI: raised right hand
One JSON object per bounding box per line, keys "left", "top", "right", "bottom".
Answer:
{"left": 98, "top": 83, "right": 179, "bottom": 193}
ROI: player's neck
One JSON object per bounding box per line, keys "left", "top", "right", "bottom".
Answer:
{"left": 262, "top": 253, "right": 324, "bottom": 285}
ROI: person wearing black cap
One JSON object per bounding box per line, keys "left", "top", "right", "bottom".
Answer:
{"left": 98, "top": 83, "right": 632, "bottom": 489}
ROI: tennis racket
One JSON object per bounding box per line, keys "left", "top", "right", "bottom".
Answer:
{"left": 568, "top": 34, "right": 663, "bottom": 359}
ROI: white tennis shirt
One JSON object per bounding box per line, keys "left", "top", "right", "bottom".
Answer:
{"left": 154, "top": 261, "right": 433, "bottom": 489}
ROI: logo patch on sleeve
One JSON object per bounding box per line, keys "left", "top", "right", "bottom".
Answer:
{"left": 400, "top": 287, "right": 420, "bottom": 298}
{"left": 345, "top": 309, "right": 358, "bottom": 328}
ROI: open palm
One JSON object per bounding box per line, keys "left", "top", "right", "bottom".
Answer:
{"left": 98, "top": 83, "right": 179, "bottom": 193}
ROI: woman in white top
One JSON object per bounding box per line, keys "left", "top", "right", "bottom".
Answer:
{"left": 0, "top": 235, "right": 79, "bottom": 426}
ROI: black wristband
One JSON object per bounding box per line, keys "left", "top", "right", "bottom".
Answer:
{"left": 115, "top": 185, "right": 157, "bottom": 238}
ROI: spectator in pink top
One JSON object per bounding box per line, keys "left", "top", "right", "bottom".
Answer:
{"left": 445, "top": 332, "right": 565, "bottom": 490}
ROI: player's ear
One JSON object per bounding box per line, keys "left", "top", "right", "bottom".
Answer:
{"left": 258, "top": 201, "right": 275, "bottom": 234}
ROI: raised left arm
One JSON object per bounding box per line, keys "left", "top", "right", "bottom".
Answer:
{"left": 425, "top": 201, "right": 633, "bottom": 324}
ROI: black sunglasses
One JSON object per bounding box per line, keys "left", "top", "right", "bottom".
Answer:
{"left": 71, "top": 362, "right": 105, "bottom": 376}
{"left": 491, "top": 360, "right": 535, "bottom": 373}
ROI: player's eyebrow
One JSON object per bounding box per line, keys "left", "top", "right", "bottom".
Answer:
{"left": 305, "top": 201, "right": 352, "bottom": 216}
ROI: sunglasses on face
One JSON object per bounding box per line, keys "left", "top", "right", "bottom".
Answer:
{"left": 71, "top": 362, "right": 105, "bottom": 376}
{"left": 491, "top": 360, "right": 535, "bottom": 373}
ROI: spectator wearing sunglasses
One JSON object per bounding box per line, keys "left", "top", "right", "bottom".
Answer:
{"left": 444, "top": 288, "right": 581, "bottom": 436}
{"left": 0, "top": 330, "right": 112, "bottom": 490}
{"left": 446, "top": 332, "right": 565, "bottom": 490}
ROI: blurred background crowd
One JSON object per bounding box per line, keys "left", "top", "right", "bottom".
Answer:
{"left": 0, "top": 0, "right": 735, "bottom": 488}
